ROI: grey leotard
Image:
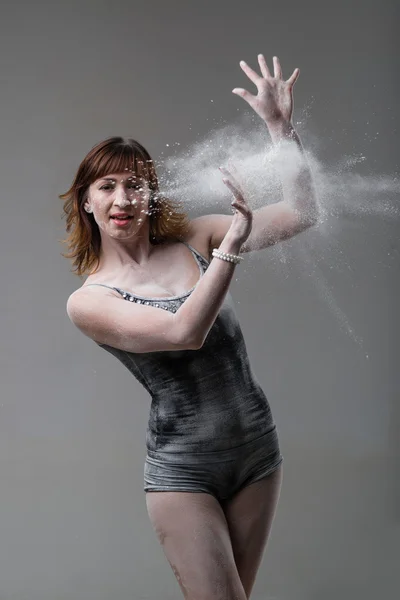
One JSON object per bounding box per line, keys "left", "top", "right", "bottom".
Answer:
{"left": 86, "top": 243, "right": 279, "bottom": 455}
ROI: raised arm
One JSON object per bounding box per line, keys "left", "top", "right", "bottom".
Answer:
{"left": 67, "top": 177, "right": 252, "bottom": 354}
{"left": 191, "top": 54, "right": 319, "bottom": 253}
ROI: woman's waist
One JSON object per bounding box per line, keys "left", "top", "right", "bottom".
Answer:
{"left": 147, "top": 421, "right": 279, "bottom": 455}
{"left": 147, "top": 400, "right": 275, "bottom": 452}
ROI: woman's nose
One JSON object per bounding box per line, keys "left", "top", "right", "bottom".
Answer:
{"left": 114, "top": 188, "right": 131, "bottom": 207}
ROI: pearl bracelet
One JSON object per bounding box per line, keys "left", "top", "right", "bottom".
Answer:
{"left": 212, "top": 248, "right": 243, "bottom": 264}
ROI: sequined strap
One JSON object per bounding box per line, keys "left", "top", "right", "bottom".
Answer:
{"left": 113, "top": 289, "right": 185, "bottom": 313}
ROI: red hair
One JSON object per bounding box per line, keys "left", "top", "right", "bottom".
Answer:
{"left": 60, "top": 137, "right": 189, "bottom": 276}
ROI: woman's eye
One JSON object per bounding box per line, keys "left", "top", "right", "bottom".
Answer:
{"left": 98, "top": 183, "right": 143, "bottom": 191}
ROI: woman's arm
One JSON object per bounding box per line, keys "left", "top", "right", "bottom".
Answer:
{"left": 190, "top": 54, "right": 319, "bottom": 253}
{"left": 67, "top": 179, "right": 252, "bottom": 354}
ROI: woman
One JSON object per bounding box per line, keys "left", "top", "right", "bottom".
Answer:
{"left": 63, "top": 55, "right": 318, "bottom": 600}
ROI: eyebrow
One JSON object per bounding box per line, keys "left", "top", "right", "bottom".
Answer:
{"left": 98, "top": 177, "right": 140, "bottom": 183}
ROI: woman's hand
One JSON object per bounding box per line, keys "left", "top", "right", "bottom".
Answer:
{"left": 219, "top": 166, "right": 253, "bottom": 246}
{"left": 233, "top": 54, "right": 299, "bottom": 126}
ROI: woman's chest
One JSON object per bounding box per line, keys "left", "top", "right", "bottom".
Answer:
{"left": 91, "top": 243, "right": 205, "bottom": 298}
{"left": 122, "top": 267, "right": 200, "bottom": 298}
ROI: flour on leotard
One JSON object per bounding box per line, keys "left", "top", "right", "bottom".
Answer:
{"left": 87, "top": 243, "right": 277, "bottom": 453}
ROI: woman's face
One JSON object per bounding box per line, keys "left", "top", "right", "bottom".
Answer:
{"left": 85, "top": 171, "right": 151, "bottom": 239}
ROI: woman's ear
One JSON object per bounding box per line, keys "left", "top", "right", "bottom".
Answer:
{"left": 83, "top": 195, "right": 92, "bottom": 213}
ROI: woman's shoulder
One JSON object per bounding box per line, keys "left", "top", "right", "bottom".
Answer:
{"left": 68, "top": 277, "right": 118, "bottom": 304}
{"left": 66, "top": 280, "right": 120, "bottom": 331}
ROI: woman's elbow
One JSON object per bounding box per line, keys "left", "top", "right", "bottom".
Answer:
{"left": 173, "top": 327, "right": 204, "bottom": 351}
{"left": 184, "top": 334, "right": 204, "bottom": 351}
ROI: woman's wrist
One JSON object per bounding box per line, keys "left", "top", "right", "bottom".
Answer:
{"left": 218, "top": 236, "right": 243, "bottom": 256}
{"left": 265, "top": 118, "right": 295, "bottom": 143}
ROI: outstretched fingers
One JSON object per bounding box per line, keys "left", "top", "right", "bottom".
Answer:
{"left": 239, "top": 60, "right": 262, "bottom": 86}
{"left": 227, "top": 161, "right": 242, "bottom": 182}
{"left": 237, "top": 54, "right": 299, "bottom": 86}
{"left": 257, "top": 54, "right": 271, "bottom": 79}
{"left": 273, "top": 56, "right": 283, "bottom": 79}
{"left": 219, "top": 167, "right": 243, "bottom": 196}
{"left": 231, "top": 87, "right": 255, "bottom": 104}
{"left": 221, "top": 165, "right": 243, "bottom": 188}
{"left": 219, "top": 167, "right": 249, "bottom": 216}
{"left": 287, "top": 67, "right": 300, "bottom": 86}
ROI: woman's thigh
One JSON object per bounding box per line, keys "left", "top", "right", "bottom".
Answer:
{"left": 222, "top": 466, "right": 283, "bottom": 597}
{"left": 146, "top": 490, "right": 247, "bottom": 600}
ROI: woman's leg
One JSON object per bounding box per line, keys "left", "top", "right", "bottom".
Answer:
{"left": 146, "top": 490, "right": 248, "bottom": 600}
{"left": 221, "top": 466, "right": 283, "bottom": 598}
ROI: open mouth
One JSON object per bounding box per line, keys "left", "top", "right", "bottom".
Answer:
{"left": 110, "top": 215, "right": 134, "bottom": 225}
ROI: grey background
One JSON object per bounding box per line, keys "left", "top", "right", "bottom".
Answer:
{"left": 0, "top": 1, "right": 399, "bottom": 599}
